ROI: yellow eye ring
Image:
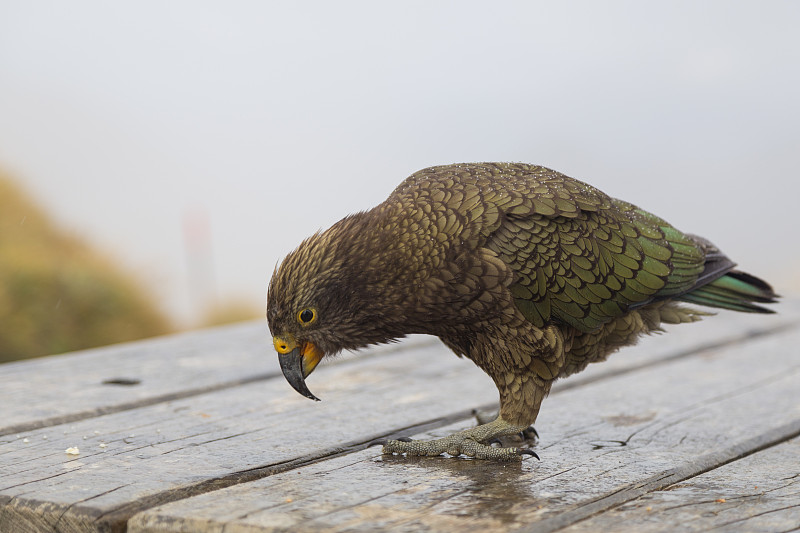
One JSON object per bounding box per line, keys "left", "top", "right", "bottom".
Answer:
{"left": 297, "top": 308, "right": 317, "bottom": 325}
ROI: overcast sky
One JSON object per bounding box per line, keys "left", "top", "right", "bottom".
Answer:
{"left": 1, "top": 1, "right": 798, "bottom": 325}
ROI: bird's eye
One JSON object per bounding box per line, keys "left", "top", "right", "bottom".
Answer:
{"left": 297, "top": 308, "right": 316, "bottom": 325}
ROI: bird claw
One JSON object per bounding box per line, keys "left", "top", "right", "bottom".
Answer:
{"left": 368, "top": 436, "right": 412, "bottom": 448}
{"left": 518, "top": 448, "right": 540, "bottom": 460}
{"left": 522, "top": 426, "right": 539, "bottom": 440}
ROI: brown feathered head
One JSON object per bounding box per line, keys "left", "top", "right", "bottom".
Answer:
{"left": 267, "top": 212, "right": 408, "bottom": 401}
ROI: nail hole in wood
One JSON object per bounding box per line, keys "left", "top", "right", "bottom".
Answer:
{"left": 590, "top": 440, "right": 627, "bottom": 449}
{"left": 102, "top": 378, "right": 141, "bottom": 386}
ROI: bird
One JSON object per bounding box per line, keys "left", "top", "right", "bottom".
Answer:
{"left": 267, "top": 163, "right": 777, "bottom": 460}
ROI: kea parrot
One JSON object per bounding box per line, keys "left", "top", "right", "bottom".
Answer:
{"left": 267, "top": 163, "right": 777, "bottom": 460}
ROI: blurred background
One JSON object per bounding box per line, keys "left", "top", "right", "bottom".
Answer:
{"left": 1, "top": 1, "right": 798, "bottom": 362}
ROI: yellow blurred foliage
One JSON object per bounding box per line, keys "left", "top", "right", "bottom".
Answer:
{"left": 0, "top": 172, "right": 171, "bottom": 362}
{"left": 200, "top": 299, "right": 262, "bottom": 328}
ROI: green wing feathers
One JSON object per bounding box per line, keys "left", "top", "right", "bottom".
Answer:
{"left": 478, "top": 166, "right": 777, "bottom": 331}
{"left": 404, "top": 164, "right": 777, "bottom": 331}
{"left": 490, "top": 207, "right": 701, "bottom": 332}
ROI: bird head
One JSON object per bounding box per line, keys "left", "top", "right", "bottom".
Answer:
{"left": 267, "top": 214, "right": 404, "bottom": 401}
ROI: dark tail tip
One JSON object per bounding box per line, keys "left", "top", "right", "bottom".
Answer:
{"left": 678, "top": 270, "right": 779, "bottom": 314}
{"left": 725, "top": 271, "right": 779, "bottom": 303}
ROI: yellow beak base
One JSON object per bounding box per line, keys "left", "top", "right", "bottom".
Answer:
{"left": 273, "top": 335, "right": 324, "bottom": 401}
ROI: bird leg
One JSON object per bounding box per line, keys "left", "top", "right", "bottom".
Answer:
{"left": 473, "top": 408, "right": 539, "bottom": 446}
{"left": 379, "top": 416, "right": 535, "bottom": 460}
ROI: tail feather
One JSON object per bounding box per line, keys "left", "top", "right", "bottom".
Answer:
{"left": 677, "top": 270, "right": 778, "bottom": 314}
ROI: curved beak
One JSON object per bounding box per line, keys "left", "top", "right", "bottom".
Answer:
{"left": 273, "top": 335, "right": 323, "bottom": 401}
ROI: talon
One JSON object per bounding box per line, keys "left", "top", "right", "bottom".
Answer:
{"left": 367, "top": 439, "right": 388, "bottom": 447}
{"left": 519, "top": 449, "right": 540, "bottom": 460}
{"left": 525, "top": 426, "right": 539, "bottom": 439}
{"left": 488, "top": 438, "right": 503, "bottom": 446}
{"left": 397, "top": 437, "right": 413, "bottom": 442}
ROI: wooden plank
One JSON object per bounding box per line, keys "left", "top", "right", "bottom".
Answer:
{"left": 0, "top": 322, "right": 270, "bottom": 436}
{"left": 558, "top": 437, "right": 800, "bottom": 532}
{"left": 1, "top": 307, "right": 790, "bottom": 439}
{"left": 1, "top": 308, "right": 794, "bottom": 532}
{"left": 125, "top": 321, "right": 800, "bottom": 533}
{"left": 520, "top": 421, "right": 800, "bottom": 533}
{"left": 0, "top": 321, "right": 435, "bottom": 436}
{"left": 0, "top": 339, "right": 502, "bottom": 533}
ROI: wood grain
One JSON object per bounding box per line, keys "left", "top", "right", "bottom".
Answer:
{"left": 0, "top": 340, "right": 500, "bottom": 533}
{"left": 559, "top": 437, "right": 800, "bottom": 532}
{"left": 127, "top": 322, "right": 800, "bottom": 533}
{"left": 1, "top": 307, "right": 795, "bottom": 532}
{"left": 0, "top": 322, "right": 435, "bottom": 437}
{"left": 2, "top": 309, "right": 788, "bottom": 439}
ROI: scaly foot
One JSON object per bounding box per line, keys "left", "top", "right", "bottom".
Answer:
{"left": 474, "top": 409, "right": 539, "bottom": 446}
{"left": 374, "top": 417, "right": 538, "bottom": 461}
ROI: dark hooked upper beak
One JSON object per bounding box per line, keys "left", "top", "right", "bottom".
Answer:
{"left": 273, "top": 335, "right": 323, "bottom": 401}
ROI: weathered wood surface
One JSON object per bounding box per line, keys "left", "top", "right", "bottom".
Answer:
{"left": 0, "top": 340, "right": 498, "bottom": 533}
{"left": 561, "top": 437, "right": 800, "bottom": 532}
{"left": 125, "top": 322, "right": 800, "bottom": 533}
{"left": 0, "top": 304, "right": 798, "bottom": 533}
{"left": 0, "top": 322, "right": 433, "bottom": 436}
{"left": 0, "top": 322, "right": 273, "bottom": 435}
{"left": 1, "top": 309, "right": 786, "bottom": 438}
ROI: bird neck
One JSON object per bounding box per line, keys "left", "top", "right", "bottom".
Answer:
{"left": 325, "top": 207, "right": 439, "bottom": 340}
